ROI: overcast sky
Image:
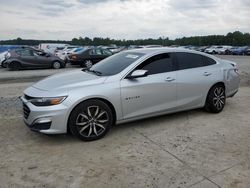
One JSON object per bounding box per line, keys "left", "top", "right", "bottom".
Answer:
{"left": 0, "top": 0, "right": 249, "bottom": 40}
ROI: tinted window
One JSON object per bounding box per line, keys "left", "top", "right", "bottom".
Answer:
{"left": 175, "top": 52, "right": 203, "bottom": 70}
{"left": 136, "top": 53, "right": 174, "bottom": 75}
{"left": 90, "top": 52, "right": 145, "bottom": 76}
{"left": 91, "top": 48, "right": 102, "bottom": 55}
{"left": 16, "top": 49, "right": 33, "bottom": 57}
{"left": 203, "top": 56, "right": 216, "bottom": 66}
{"left": 102, "top": 49, "right": 112, "bottom": 55}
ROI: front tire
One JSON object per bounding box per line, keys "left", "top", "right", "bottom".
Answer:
{"left": 81, "top": 60, "right": 93, "bottom": 68}
{"left": 204, "top": 84, "right": 226, "bottom": 113}
{"left": 52, "top": 61, "right": 61, "bottom": 69}
{"left": 69, "top": 100, "right": 113, "bottom": 141}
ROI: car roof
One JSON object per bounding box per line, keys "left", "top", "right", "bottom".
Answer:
{"left": 126, "top": 47, "right": 202, "bottom": 55}
{"left": 125, "top": 47, "right": 220, "bottom": 61}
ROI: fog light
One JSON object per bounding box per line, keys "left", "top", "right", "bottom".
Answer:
{"left": 34, "top": 117, "right": 52, "bottom": 124}
{"left": 32, "top": 117, "right": 52, "bottom": 131}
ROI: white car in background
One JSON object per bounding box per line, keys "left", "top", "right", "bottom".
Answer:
{"left": 204, "top": 46, "right": 221, "bottom": 54}
{"left": 56, "top": 46, "right": 79, "bottom": 60}
{"left": 0, "top": 51, "right": 8, "bottom": 67}
{"left": 205, "top": 46, "right": 232, "bottom": 54}
{"left": 217, "top": 46, "right": 232, "bottom": 55}
{"left": 39, "top": 43, "right": 68, "bottom": 54}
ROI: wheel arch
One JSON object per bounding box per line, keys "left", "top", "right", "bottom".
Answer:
{"left": 8, "top": 60, "right": 22, "bottom": 68}
{"left": 205, "top": 81, "right": 225, "bottom": 102}
{"left": 67, "top": 97, "right": 117, "bottom": 133}
{"left": 52, "top": 59, "right": 63, "bottom": 67}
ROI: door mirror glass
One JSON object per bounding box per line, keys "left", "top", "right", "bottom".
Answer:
{"left": 128, "top": 70, "right": 148, "bottom": 79}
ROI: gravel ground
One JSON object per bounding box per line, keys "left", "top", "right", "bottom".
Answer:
{"left": 0, "top": 64, "right": 78, "bottom": 83}
{"left": 0, "top": 55, "right": 250, "bottom": 188}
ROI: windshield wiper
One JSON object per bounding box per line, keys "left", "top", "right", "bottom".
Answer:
{"left": 82, "top": 68, "right": 102, "bottom": 76}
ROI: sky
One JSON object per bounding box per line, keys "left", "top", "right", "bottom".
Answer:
{"left": 0, "top": 0, "right": 249, "bottom": 40}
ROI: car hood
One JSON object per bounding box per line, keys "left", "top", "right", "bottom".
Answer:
{"left": 32, "top": 69, "right": 108, "bottom": 92}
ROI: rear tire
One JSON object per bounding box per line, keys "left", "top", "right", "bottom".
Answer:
{"left": 204, "top": 84, "right": 226, "bottom": 113}
{"left": 9, "top": 61, "right": 21, "bottom": 70}
{"left": 68, "top": 99, "right": 113, "bottom": 141}
{"left": 52, "top": 61, "right": 61, "bottom": 69}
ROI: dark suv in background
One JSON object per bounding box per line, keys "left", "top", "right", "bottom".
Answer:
{"left": 67, "top": 47, "right": 112, "bottom": 68}
{"left": 5, "top": 48, "right": 65, "bottom": 70}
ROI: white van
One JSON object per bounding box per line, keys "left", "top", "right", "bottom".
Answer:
{"left": 39, "top": 43, "right": 68, "bottom": 54}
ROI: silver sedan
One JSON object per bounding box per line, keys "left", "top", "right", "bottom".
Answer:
{"left": 21, "top": 48, "right": 240, "bottom": 141}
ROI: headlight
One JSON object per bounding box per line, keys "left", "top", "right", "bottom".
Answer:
{"left": 30, "top": 96, "right": 67, "bottom": 106}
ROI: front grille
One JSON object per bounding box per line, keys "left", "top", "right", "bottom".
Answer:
{"left": 23, "top": 103, "right": 30, "bottom": 119}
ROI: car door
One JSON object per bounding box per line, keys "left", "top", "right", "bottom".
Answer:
{"left": 174, "top": 52, "right": 218, "bottom": 110}
{"left": 89, "top": 48, "right": 104, "bottom": 63}
{"left": 17, "top": 49, "right": 39, "bottom": 68}
{"left": 120, "top": 53, "right": 177, "bottom": 120}
{"left": 33, "top": 51, "right": 52, "bottom": 68}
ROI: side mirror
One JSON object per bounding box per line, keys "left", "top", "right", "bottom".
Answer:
{"left": 127, "top": 70, "right": 148, "bottom": 79}
{"left": 45, "top": 53, "right": 50, "bottom": 57}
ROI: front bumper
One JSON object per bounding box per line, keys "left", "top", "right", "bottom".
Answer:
{"left": 20, "top": 96, "right": 69, "bottom": 134}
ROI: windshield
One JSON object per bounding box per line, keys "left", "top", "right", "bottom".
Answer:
{"left": 74, "top": 47, "right": 85, "bottom": 52}
{"left": 75, "top": 48, "right": 88, "bottom": 54}
{"left": 90, "top": 51, "right": 145, "bottom": 76}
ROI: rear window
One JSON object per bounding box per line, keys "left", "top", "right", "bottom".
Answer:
{"left": 175, "top": 52, "right": 204, "bottom": 70}
{"left": 175, "top": 52, "right": 216, "bottom": 70}
{"left": 203, "top": 56, "right": 216, "bottom": 66}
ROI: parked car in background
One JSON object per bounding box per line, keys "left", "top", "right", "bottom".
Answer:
{"left": 21, "top": 48, "right": 240, "bottom": 141}
{"left": 54, "top": 46, "right": 65, "bottom": 54}
{"left": 197, "top": 46, "right": 209, "bottom": 52}
{"left": 246, "top": 47, "right": 250, "bottom": 55}
{"left": 205, "top": 46, "right": 231, "bottom": 54}
{"left": 217, "top": 46, "right": 232, "bottom": 55}
{"left": 144, "top": 45, "right": 163, "bottom": 48}
{"left": 5, "top": 48, "right": 65, "bottom": 70}
{"left": 0, "top": 51, "right": 8, "bottom": 67}
{"left": 204, "top": 46, "right": 220, "bottom": 54}
{"left": 127, "top": 45, "right": 144, "bottom": 50}
{"left": 67, "top": 47, "right": 113, "bottom": 68}
{"left": 1, "top": 51, "right": 11, "bottom": 68}
{"left": 55, "top": 46, "right": 79, "bottom": 60}
{"left": 230, "top": 46, "right": 249, "bottom": 55}
{"left": 39, "top": 43, "right": 68, "bottom": 54}
{"left": 102, "top": 46, "right": 123, "bottom": 54}
{"left": 180, "top": 45, "right": 199, "bottom": 51}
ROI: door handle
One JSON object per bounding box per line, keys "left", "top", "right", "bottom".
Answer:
{"left": 165, "top": 77, "right": 175, "bottom": 82}
{"left": 203, "top": 72, "right": 212, "bottom": 76}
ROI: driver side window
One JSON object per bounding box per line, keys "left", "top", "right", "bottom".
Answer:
{"left": 136, "top": 53, "right": 174, "bottom": 75}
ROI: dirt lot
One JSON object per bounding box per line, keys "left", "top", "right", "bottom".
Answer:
{"left": 0, "top": 56, "right": 250, "bottom": 188}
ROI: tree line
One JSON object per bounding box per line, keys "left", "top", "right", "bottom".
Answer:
{"left": 0, "top": 31, "right": 249, "bottom": 46}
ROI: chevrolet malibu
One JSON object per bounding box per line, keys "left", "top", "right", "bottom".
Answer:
{"left": 21, "top": 48, "right": 240, "bottom": 141}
